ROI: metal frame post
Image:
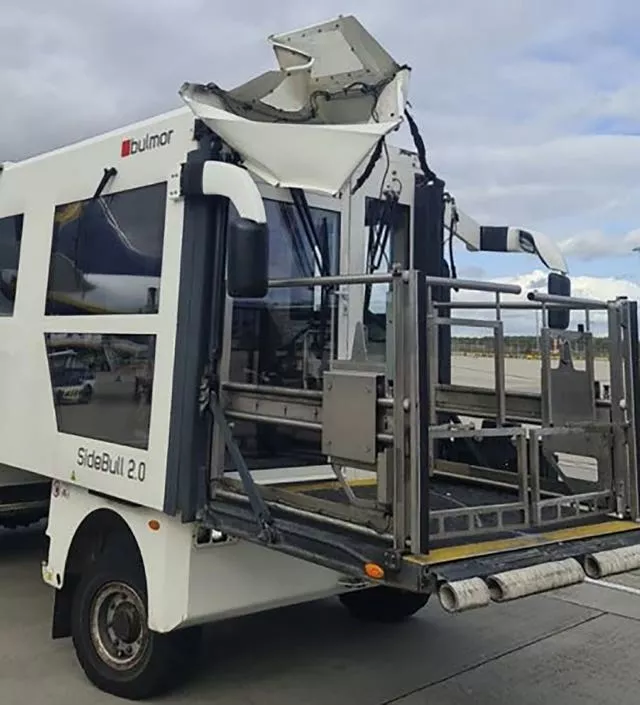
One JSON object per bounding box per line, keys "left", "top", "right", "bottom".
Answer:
{"left": 391, "top": 270, "right": 409, "bottom": 551}
{"left": 409, "top": 271, "right": 430, "bottom": 554}
{"left": 412, "top": 175, "right": 449, "bottom": 385}
{"left": 621, "top": 299, "right": 640, "bottom": 519}
{"left": 608, "top": 301, "right": 631, "bottom": 516}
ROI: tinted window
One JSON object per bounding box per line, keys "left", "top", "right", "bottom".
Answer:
{"left": 0, "top": 213, "right": 24, "bottom": 316}
{"left": 45, "top": 333, "right": 156, "bottom": 450}
{"left": 45, "top": 182, "right": 166, "bottom": 316}
{"left": 362, "top": 196, "right": 410, "bottom": 362}
{"left": 228, "top": 198, "right": 340, "bottom": 470}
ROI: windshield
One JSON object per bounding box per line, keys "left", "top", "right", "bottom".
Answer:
{"left": 362, "top": 195, "right": 411, "bottom": 362}
{"left": 227, "top": 196, "right": 341, "bottom": 471}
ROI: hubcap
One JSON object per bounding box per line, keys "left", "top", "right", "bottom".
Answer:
{"left": 90, "top": 581, "right": 149, "bottom": 671}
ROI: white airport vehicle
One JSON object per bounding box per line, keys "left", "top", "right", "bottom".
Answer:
{"left": 2, "top": 14, "right": 640, "bottom": 701}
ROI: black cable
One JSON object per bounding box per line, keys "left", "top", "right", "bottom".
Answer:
{"left": 278, "top": 202, "right": 314, "bottom": 278}
{"left": 404, "top": 106, "right": 437, "bottom": 182}
{"left": 445, "top": 192, "right": 459, "bottom": 291}
{"left": 351, "top": 137, "right": 385, "bottom": 194}
{"left": 290, "top": 188, "right": 326, "bottom": 274}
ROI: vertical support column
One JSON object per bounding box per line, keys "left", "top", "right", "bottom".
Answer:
{"left": 412, "top": 175, "right": 449, "bottom": 384}
{"left": 412, "top": 174, "right": 446, "bottom": 494}
{"left": 585, "top": 330, "right": 596, "bottom": 420}
{"left": 540, "top": 327, "right": 553, "bottom": 426}
{"left": 391, "top": 271, "right": 409, "bottom": 550}
{"left": 493, "top": 293, "right": 506, "bottom": 426}
{"left": 529, "top": 429, "right": 542, "bottom": 526}
{"left": 515, "top": 432, "right": 530, "bottom": 525}
{"left": 621, "top": 299, "right": 640, "bottom": 519}
{"left": 608, "top": 301, "right": 631, "bottom": 517}
{"left": 165, "top": 139, "right": 230, "bottom": 520}
{"left": 409, "top": 270, "right": 430, "bottom": 555}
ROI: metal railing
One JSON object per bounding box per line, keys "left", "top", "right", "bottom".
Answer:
{"left": 216, "top": 268, "right": 640, "bottom": 557}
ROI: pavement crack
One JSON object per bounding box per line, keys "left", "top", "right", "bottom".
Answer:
{"left": 379, "top": 612, "right": 606, "bottom": 705}
{"left": 548, "top": 593, "right": 640, "bottom": 624}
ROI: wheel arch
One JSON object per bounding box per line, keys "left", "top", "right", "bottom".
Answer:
{"left": 51, "top": 507, "right": 147, "bottom": 639}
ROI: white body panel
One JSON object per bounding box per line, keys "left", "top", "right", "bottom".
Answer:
{"left": 43, "top": 482, "right": 348, "bottom": 632}
{"left": 0, "top": 108, "right": 196, "bottom": 511}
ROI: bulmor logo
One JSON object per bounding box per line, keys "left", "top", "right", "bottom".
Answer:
{"left": 121, "top": 129, "right": 174, "bottom": 158}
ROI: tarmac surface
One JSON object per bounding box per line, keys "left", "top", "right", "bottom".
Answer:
{"left": 450, "top": 353, "right": 612, "bottom": 393}
{"left": 3, "top": 523, "right": 640, "bottom": 705}
{"left": 2, "top": 355, "right": 640, "bottom": 705}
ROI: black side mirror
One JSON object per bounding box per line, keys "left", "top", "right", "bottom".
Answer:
{"left": 227, "top": 218, "right": 269, "bottom": 299}
{"left": 547, "top": 272, "right": 571, "bottom": 330}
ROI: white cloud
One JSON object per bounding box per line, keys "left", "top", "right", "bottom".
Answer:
{"left": 430, "top": 135, "right": 640, "bottom": 233}
{"left": 558, "top": 229, "right": 640, "bottom": 260}
{"left": 448, "top": 269, "right": 640, "bottom": 336}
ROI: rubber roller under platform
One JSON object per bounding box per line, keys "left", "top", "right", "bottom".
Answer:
{"left": 436, "top": 558, "right": 585, "bottom": 613}
{"left": 485, "top": 558, "right": 585, "bottom": 602}
{"left": 584, "top": 544, "right": 640, "bottom": 579}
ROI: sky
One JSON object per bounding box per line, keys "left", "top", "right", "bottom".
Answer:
{"left": 2, "top": 0, "right": 639, "bottom": 335}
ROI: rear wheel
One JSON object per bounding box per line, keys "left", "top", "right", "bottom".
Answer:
{"left": 338, "top": 586, "right": 430, "bottom": 623}
{"left": 70, "top": 547, "right": 200, "bottom": 700}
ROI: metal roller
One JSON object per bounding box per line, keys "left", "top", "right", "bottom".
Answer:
{"left": 485, "top": 558, "right": 585, "bottom": 602}
{"left": 584, "top": 545, "right": 640, "bottom": 579}
{"left": 438, "top": 577, "right": 491, "bottom": 613}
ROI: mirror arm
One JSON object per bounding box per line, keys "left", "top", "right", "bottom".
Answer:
{"left": 181, "top": 160, "right": 267, "bottom": 225}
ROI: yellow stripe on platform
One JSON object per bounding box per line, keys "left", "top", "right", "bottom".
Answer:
{"left": 406, "top": 520, "right": 640, "bottom": 566}
{"left": 279, "top": 477, "right": 378, "bottom": 493}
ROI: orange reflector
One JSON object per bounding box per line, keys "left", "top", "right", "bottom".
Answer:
{"left": 364, "top": 562, "right": 385, "bottom": 580}
{"left": 148, "top": 520, "right": 161, "bottom": 531}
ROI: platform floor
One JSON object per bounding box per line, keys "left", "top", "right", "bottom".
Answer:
{"left": 279, "top": 472, "right": 619, "bottom": 553}
{"left": 282, "top": 475, "right": 519, "bottom": 511}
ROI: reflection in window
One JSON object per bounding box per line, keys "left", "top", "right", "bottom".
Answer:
{"left": 230, "top": 198, "right": 340, "bottom": 389}
{"left": 45, "top": 182, "right": 166, "bottom": 316}
{"left": 228, "top": 197, "right": 341, "bottom": 470}
{"left": 0, "top": 213, "right": 24, "bottom": 316}
{"left": 45, "top": 333, "right": 156, "bottom": 450}
{"left": 362, "top": 196, "right": 410, "bottom": 362}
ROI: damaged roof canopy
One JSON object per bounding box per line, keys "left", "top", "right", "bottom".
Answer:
{"left": 179, "top": 15, "right": 411, "bottom": 195}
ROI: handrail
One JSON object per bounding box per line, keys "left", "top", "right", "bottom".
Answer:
{"left": 269, "top": 272, "right": 396, "bottom": 288}
{"left": 526, "top": 291, "right": 608, "bottom": 309}
{"left": 436, "top": 301, "right": 597, "bottom": 311}
{"left": 268, "top": 270, "right": 522, "bottom": 295}
{"left": 423, "top": 275, "right": 521, "bottom": 295}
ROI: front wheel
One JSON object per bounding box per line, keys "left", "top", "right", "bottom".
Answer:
{"left": 338, "top": 586, "right": 430, "bottom": 623}
{"left": 70, "top": 553, "right": 199, "bottom": 700}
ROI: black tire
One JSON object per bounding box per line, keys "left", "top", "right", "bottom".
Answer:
{"left": 338, "top": 586, "right": 430, "bottom": 623}
{"left": 70, "top": 549, "right": 200, "bottom": 700}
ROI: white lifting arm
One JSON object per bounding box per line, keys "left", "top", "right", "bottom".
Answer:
{"left": 444, "top": 199, "right": 568, "bottom": 275}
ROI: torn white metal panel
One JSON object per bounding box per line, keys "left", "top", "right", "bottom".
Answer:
{"left": 178, "top": 15, "right": 410, "bottom": 196}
